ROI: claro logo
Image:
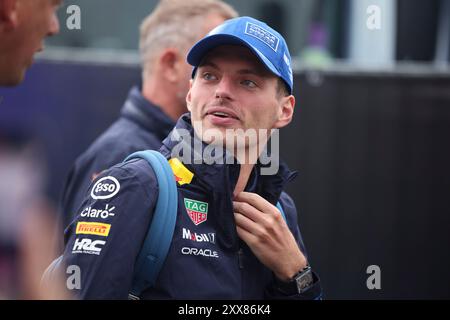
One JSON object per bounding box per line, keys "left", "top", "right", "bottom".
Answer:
{"left": 91, "top": 176, "right": 120, "bottom": 200}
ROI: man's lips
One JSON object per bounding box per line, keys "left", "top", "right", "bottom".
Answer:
{"left": 205, "top": 107, "right": 240, "bottom": 120}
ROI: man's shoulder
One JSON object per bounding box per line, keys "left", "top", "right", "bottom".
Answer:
{"left": 76, "top": 118, "right": 163, "bottom": 170}
{"left": 99, "top": 157, "right": 158, "bottom": 187}
{"left": 65, "top": 158, "right": 158, "bottom": 232}
{"left": 72, "top": 157, "right": 159, "bottom": 216}
{"left": 89, "top": 117, "right": 161, "bottom": 154}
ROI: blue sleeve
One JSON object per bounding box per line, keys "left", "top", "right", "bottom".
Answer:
{"left": 61, "top": 158, "right": 158, "bottom": 299}
{"left": 60, "top": 144, "right": 141, "bottom": 234}
{"left": 265, "top": 192, "right": 323, "bottom": 300}
{"left": 280, "top": 192, "right": 307, "bottom": 256}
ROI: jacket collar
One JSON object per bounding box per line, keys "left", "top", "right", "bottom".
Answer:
{"left": 160, "top": 114, "right": 297, "bottom": 251}
{"left": 120, "top": 86, "right": 175, "bottom": 141}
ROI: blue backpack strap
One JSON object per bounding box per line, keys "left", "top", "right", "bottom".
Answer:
{"left": 123, "top": 150, "right": 178, "bottom": 299}
{"left": 276, "top": 201, "right": 287, "bottom": 222}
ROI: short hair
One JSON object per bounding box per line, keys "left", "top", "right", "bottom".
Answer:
{"left": 277, "top": 78, "right": 290, "bottom": 98}
{"left": 140, "top": 0, "right": 238, "bottom": 77}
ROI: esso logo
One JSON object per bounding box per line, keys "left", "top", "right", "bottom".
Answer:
{"left": 91, "top": 176, "right": 120, "bottom": 200}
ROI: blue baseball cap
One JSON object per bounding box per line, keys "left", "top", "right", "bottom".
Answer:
{"left": 187, "top": 16, "right": 293, "bottom": 94}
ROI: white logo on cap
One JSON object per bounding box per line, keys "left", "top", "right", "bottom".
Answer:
{"left": 244, "top": 22, "right": 279, "bottom": 52}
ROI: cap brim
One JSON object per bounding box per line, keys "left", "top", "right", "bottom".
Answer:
{"left": 187, "top": 34, "right": 282, "bottom": 80}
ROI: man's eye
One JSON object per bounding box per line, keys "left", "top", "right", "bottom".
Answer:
{"left": 241, "top": 80, "right": 257, "bottom": 88}
{"left": 202, "top": 73, "right": 217, "bottom": 81}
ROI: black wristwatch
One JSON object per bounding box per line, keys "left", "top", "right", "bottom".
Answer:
{"left": 275, "top": 265, "right": 314, "bottom": 295}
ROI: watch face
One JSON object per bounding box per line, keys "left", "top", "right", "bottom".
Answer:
{"left": 298, "top": 276, "right": 311, "bottom": 289}
{"left": 296, "top": 269, "right": 313, "bottom": 292}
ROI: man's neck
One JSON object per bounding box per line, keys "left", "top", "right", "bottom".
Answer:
{"left": 142, "top": 77, "right": 180, "bottom": 122}
{"left": 231, "top": 140, "right": 269, "bottom": 198}
{"left": 233, "top": 162, "right": 255, "bottom": 199}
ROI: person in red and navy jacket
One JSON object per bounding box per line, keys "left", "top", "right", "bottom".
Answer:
{"left": 60, "top": 16, "right": 322, "bottom": 300}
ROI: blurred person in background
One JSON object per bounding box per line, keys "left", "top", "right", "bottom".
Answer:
{"left": 0, "top": 0, "right": 61, "bottom": 86}
{"left": 0, "top": 131, "right": 69, "bottom": 299}
{"left": 60, "top": 0, "right": 238, "bottom": 230}
{"left": 0, "top": 0, "right": 67, "bottom": 299}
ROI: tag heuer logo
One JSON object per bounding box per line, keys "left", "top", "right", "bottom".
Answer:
{"left": 184, "top": 198, "right": 208, "bottom": 225}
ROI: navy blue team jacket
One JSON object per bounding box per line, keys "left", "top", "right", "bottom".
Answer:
{"left": 61, "top": 114, "right": 322, "bottom": 299}
{"left": 60, "top": 86, "right": 175, "bottom": 228}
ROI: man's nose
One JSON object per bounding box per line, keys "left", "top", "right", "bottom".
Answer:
{"left": 48, "top": 13, "right": 60, "bottom": 36}
{"left": 214, "top": 76, "right": 233, "bottom": 100}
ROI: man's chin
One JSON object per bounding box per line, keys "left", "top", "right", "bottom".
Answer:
{"left": 199, "top": 125, "right": 227, "bottom": 145}
{"left": 1, "top": 70, "right": 26, "bottom": 87}
{"left": 201, "top": 127, "right": 251, "bottom": 150}
{"left": 193, "top": 119, "right": 248, "bottom": 145}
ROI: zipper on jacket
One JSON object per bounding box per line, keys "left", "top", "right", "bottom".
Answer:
{"left": 238, "top": 248, "right": 244, "bottom": 269}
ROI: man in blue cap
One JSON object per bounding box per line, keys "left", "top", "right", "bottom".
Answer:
{"left": 58, "top": 16, "right": 322, "bottom": 300}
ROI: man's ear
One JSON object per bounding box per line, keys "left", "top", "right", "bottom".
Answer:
{"left": 186, "top": 79, "right": 194, "bottom": 112}
{"left": 274, "top": 95, "right": 295, "bottom": 129}
{"left": 160, "top": 48, "right": 182, "bottom": 83}
{"left": 0, "top": 0, "right": 19, "bottom": 30}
